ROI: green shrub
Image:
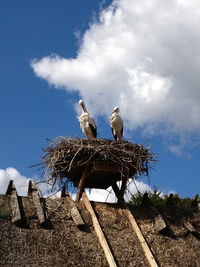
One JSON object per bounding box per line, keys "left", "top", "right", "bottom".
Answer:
{"left": 129, "top": 190, "right": 198, "bottom": 217}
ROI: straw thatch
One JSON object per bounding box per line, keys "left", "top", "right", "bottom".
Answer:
{"left": 38, "top": 137, "right": 156, "bottom": 189}
{"left": 1, "top": 194, "right": 199, "bottom": 266}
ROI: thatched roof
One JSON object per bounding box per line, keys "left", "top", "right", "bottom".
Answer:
{"left": 0, "top": 193, "right": 200, "bottom": 266}
{"left": 39, "top": 137, "right": 156, "bottom": 189}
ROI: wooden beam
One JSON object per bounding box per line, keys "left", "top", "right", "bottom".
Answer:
{"left": 112, "top": 182, "right": 124, "bottom": 204}
{"left": 124, "top": 207, "right": 158, "bottom": 267}
{"left": 60, "top": 186, "right": 70, "bottom": 198}
{"left": 28, "top": 181, "right": 47, "bottom": 225}
{"left": 6, "top": 180, "right": 22, "bottom": 224}
{"left": 92, "top": 163, "right": 121, "bottom": 173}
{"left": 82, "top": 192, "right": 117, "bottom": 267}
{"left": 76, "top": 167, "right": 90, "bottom": 201}
{"left": 112, "top": 183, "right": 158, "bottom": 266}
{"left": 112, "top": 182, "right": 158, "bottom": 266}
{"left": 119, "top": 168, "right": 129, "bottom": 199}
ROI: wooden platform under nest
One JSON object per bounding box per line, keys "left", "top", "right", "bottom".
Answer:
{"left": 67, "top": 162, "right": 133, "bottom": 189}
{"left": 39, "top": 138, "right": 156, "bottom": 201}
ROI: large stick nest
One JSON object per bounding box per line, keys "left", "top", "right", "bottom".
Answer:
{"left": 40, "top": 137, "right": 156, "bottom": 187}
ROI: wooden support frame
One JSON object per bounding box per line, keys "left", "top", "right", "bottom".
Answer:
{"left": 76, "top": 167, "right": 90, "bottom": 201}
{"left": 124, "top": 207, "right": 158, "bottom": 267}
{"left": 112, "top": 182, "right": 124, "bottom": 204}
{"left": 60, "top": 186, "right": 70, "bottom": 198}
{"left": 118, "top": 167, "right": 129, "bottom": 200}
{"left": 82, "top": 191, "right": 117, "bottom": 267}
{"left": 111, "top": 168, "right": 129, "bottom": 204}
{"left": 92, "top": 163, "right": 120, "bottom": 173}
{"left": 109, "top": 186, "right": 158, "bottom": 267}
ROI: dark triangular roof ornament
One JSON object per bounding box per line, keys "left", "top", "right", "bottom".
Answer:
{"left": 6, "top": 180, "right": 16, "bottom": 195}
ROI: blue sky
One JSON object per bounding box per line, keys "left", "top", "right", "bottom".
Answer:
{"left": 0, "top": 0, "right": 200, "bottom": 199}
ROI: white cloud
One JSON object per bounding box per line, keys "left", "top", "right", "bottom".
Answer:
{"left": 0, "top": 167, "right": 164, "bottom": 203}
{"left": 0, "top": 168, "right": 30, "bottom": 196}
{"left": 78, "top": 179, "right": 153, "bottom": 203}
{"left": 0, "top": 167, "right": 59, "bottom": 197}
{"left": 32, "top": 0, "right": 200, "bottom": 141}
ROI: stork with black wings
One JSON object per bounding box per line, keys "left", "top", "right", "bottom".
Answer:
{"left": 78, "top": 99, "right": 97, "bottom": 139}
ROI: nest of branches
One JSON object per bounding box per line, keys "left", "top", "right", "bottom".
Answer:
{"left": 39, "top": 137, "right": 156, "bottom": 187}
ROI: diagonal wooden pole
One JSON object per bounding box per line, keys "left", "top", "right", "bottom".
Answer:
{"left": 124, "top": 208, "right": 158, "bottom": 267}
{"left": 82, "top": 191, "right": 117, "bottom": 267}
{"left": 112, "top": 183, "right": 158, "bottom": 267}
{"left": 76, "top": 167, "right": 90, "bottom": 201}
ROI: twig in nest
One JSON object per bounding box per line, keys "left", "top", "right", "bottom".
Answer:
{"left": 36, "top": 137, "right": 157, "bottom": 193}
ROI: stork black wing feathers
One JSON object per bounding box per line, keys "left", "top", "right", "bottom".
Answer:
{"left": 89, "top": 124, "right": 97, "bottom": 138}
{"left": 121, "top": 126, "right": 123, "bottom": 138}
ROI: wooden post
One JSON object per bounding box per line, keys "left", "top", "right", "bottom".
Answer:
{"left": 60, "top": 185, "right": 70, "bottom": 198}
{"left": 119, "top": 168, "right": 129, "bottom": 199}
{"left": 6, "top": 180, "right": 22, "bottom": 224}
{"left": 76, "top": 167, "right": 90, "bottom": 201}
{"left": 112, "top": 182, "right": 124, "bottom": 204}
{"left": 82, "top": 192, "right": 117, "bottom": 267}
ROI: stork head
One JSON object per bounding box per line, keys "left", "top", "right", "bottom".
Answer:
{"left": 113, "top": 106, "right": 119, "bottom": 114}
{"left": 79, "top": 99, "right": 84, "bottom": 106}
{"left": 79, "top": 99, "right": 87, "bottom": 112}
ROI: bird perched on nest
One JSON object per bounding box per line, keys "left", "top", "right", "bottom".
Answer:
{"left": 78, "top": 99, "right": 97, "bottom": 139}
{"left": 110, "top": 106, "right": 123, "bottom": 140}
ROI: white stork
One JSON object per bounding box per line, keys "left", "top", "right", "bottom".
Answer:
{"left": 110, "top": 107, "right": 123, "bottom": 141}
{"left": 78, "top": 99, "right": 97, "bottom": 139}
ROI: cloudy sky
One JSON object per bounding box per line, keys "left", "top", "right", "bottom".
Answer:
{"left": 0, "top": 0, "right": 199, "bottom": 201}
